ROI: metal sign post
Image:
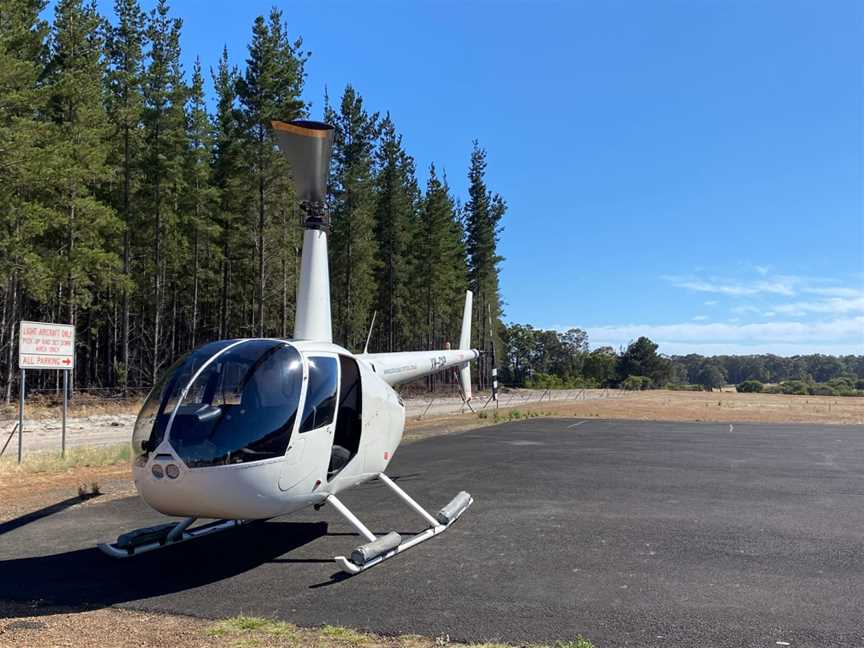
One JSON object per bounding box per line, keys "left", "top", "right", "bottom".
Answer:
{"left": 18, "top": 369, "right": 24, "bottom": 464}
{"left": 62, "top": 369, "right": 68, "bottom": 457}
{"left": 17, "top": 321, "right": 76, "bottom": 462}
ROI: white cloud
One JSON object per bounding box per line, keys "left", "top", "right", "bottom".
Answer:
{"left": 804, "top": 286, "right": 864, "bottom": 298}
{"left": 754, "top": 265, "right": 770, "bottom": 276}
{"left": 692, "top": 315, "right": 708, "bottom": 321}
{"left": 704, "top": 300, "right": 718, "bottom": 306}
{"left": 731, "top": 305, "right": 760, "bottom": 314}
{"left": 663, "top": 275, "right": 798, "bottom": 296}
{"left": 581, "top": 316, "right": 864, "bottom": 356}
{"left": 774, "top": 296, "right": 864, "bottom": 316}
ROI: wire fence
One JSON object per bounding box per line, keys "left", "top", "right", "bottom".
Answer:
{"left": 408, "top": 387, "right": 632, "bottom": 419}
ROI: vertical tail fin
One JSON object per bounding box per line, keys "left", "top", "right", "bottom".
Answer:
{"left": 458, "top": 291, "right": 473, "bottom": 401}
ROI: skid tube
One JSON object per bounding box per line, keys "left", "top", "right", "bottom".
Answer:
{"left": 98, "top": 517, "right": 248, "bottom": 558}
{"left": 328, "top": 473, "right": 473, "bottom": 575}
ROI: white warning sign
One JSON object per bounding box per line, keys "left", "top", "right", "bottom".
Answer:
{"left": 18, "top": 321, "right": 75, "bottom": 370}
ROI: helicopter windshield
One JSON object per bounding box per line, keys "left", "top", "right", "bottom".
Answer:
{"left": 132, "top": 339, "right": 305, "bottom": 468}
{"left": 168, "top": 340, "right": 304, "bottom": 467}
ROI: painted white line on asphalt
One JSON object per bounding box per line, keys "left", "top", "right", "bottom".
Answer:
{"left": 567, "top": 421, "right": 586, "bottom": 429}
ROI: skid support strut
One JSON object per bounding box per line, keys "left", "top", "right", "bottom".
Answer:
{"left": 328, "top": 473, "right": 473, "bottom": 575}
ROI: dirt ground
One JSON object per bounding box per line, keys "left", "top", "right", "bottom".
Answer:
{"left": 0, "top": 389, "right": 859, "bottom": 647}
{"left": 518, "top": 388, "right": 864, "bottom": 425}
{"left": 0, "top": 601, "right": 551, "bottom": 648}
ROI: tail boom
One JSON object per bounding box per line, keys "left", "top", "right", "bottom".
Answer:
{"left": 359, "top": 349, "right": 479, "bottom": 387}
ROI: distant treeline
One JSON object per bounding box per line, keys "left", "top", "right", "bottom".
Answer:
{"left": 499, "top": 324, "right": 864, "bottom": 395}
{"left": 0, "top": 0, "right": 505, "bottom": 400}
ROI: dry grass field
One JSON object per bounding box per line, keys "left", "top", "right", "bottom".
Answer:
{"left": 518, "top": 388, "right": 864, "bottom": 425}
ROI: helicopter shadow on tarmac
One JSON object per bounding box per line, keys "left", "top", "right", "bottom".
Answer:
{"left": 0, "top": 471, "right": 441, "bottom": 612}
{"left": 0, "top": 515, "right": 352, "bottom": 615}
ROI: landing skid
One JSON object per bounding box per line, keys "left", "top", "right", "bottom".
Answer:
{"left": 327, "top": 473, "right": 473, "bottom": 575}
{"left": 98, "top": 517, "right": 247, "bottom": 558}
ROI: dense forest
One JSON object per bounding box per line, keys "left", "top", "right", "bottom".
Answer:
{"left": 498, "top": 326, "right": 864, "bottom": 396}
{"left": 0, "top": 0, "right": 505, "bottom": 400}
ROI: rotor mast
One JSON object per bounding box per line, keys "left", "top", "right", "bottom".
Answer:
{"left": 272, "top": 120, "right": 335, "bottom": 343}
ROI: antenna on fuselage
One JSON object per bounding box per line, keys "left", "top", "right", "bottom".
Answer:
{"left": 362, "top": 310, "right": 377, "bottom": 355}
{"left": 272, "top": 120, "right": 335, "bottom": 343}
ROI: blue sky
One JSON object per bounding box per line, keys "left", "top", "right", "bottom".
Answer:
{"left": 77, "top": 0, "right": 863, "bottom": 355}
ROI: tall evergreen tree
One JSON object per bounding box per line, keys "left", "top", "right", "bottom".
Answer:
{"left": 183, "top": 57, "right": 218, "bottom": 348}
{"left": 141, "top": 0, "right": 186, "bottom": 381}
{"left": 0, "top": 0, "right": 50, "bottom": 400}
{"left": 236, "top": 8, "right": 307, "bottom": 336}
{"left": 325, "top": 85, "right": 379, "bottom": 351}
{"left": 43, "top": 0, "right": 121, "bottom": 389}
{"left": 372, "top": 114, "right": 418, "bottom": 352}
{"left": 410, "top": 164, "right": 467, "bottom": 353}
{"left": 211, "top": 47, "right": 246, "bottom": 339}
{"left": 105, "top": 0, "right": 145, "bottom": 389}
{"left": 464, "top": 141, "right": 505, "bottom": 387}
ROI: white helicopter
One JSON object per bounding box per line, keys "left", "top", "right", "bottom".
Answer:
{"left": 99, "top": 120, "right": 478, "bottom": 575}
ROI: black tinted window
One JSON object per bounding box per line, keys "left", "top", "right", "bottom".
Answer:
{"left": 169, "top": 340, "right": 304, "bottom": 467}
{"left": 299, "top": 356, "right": 338, "bottom": 432}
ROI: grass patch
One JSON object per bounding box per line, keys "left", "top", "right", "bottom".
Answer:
{"left": 320, "top": 624, "right": 371, "bottom": 644}
{"left": 0, "top": 443, "right": 131, "bottom": 475}
{"left": 204, "top": 617, "right": 595, "bottom": 648}
{"left": 207, "top": 615, "right": 297, "bottom": 638}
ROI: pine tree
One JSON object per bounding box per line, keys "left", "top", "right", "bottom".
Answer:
{"left": 141, "top": 0, "right": 187, "bottom": 381}
{"left": 372, "top": 114, "right": 418, "bottom": 352}
{"left": 410, "top": 164, "right": 467, "bottom": 354}
{"left": 211, "top": 47, "right": 247, "bottom": 339}
{"left": 183, "top": 58, "right": 218, "bottom": 348}
{"left": 105, "top": 0, "right": 145, "bottom": 389}
{"left": 236, "top": 8, "right": 307, "bottom": 336}
{"left": 43, "top": 0, "right": 122, "bottom": 390}
{"left": 464, "top": 141, "right": 505, "bottom": 387}
{"left": 325, "top": 85, "right": 379, "bottom": 351}
{"left": 0, "top": 0, "right": 50, "bottom": 400}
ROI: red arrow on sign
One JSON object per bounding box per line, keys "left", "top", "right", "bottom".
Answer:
{"left": 63, "top": 358, "right": 71, "bottom": 365}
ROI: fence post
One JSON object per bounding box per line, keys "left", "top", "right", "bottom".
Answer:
{"left": 421, "top": 397, "right": 435, "bottom": 419}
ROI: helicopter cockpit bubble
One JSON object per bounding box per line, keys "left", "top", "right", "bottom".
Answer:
{"left": 132, "top": 339, "right": 305, "bottom": 469}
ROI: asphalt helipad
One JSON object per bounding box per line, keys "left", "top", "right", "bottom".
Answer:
{"left": 1, "top": 419, "right": 862, "bottom": 648}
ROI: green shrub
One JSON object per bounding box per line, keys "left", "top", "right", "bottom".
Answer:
{"left": 665, "top": 383, "right": 702, "bottom": 391}
{"left": 622, "top": 375, "right": 652, "bottom": 390}
{"left": 808, "top": 384, "right": 838, "bottom": 396}
{"left": 524, "top": 373, "right": 600, "bottom": 390}
{"left": 827, "top": 376, "right": 856, "bottom": 392}
{"left": 779, "top": 380, "right": 809, "bottom": 395}
{"left": 737, "top": 380, "right": 764, "bottom": 393}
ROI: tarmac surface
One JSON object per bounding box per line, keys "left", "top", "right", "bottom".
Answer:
{"left": 1, "top": 418, "right": 862, "bottom": 647}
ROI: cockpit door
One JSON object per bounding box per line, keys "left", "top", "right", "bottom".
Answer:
{"left": 279, "top": 354, "right": 339, "bottom": 491}
{"left": 328, "top": 355, "right": 362, "bottom": 481}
